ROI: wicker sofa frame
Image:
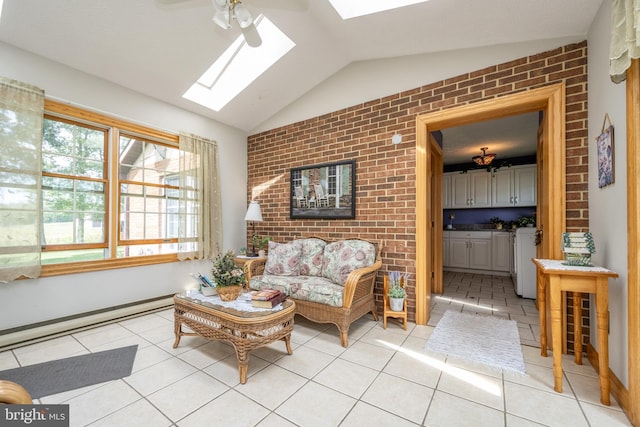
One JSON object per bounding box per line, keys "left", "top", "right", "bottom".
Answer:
{"left": 244, "top": 237, "right": 383, "bottom": 347}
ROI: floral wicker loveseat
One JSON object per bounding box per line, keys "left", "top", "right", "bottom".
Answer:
{"left": 245, "top": 237, "right": 383, "bottom": 347}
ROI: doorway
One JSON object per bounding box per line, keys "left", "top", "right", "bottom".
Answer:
{"left": 415, "top": 83, "right": 566, "bottom": 325}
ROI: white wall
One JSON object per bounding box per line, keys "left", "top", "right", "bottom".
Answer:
{"left": 587, "top": 1, "right": 629, "bottom": 387}
{"left": 0, "top": 42, "right": 248, "bottom": 330}
{"left": 254, "top": 36, "right": 585, "bottom": 133}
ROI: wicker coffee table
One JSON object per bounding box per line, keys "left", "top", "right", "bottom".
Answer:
{"left": 173, "top": 293, "right": 295, "bottom": 384}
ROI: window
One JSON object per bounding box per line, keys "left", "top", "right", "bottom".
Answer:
{"left": 118, "top": 135, "right": 180, "bottom": 257}
{"left": 41, "top": 101, "right": 180, "bottom": 276}
{"left": 41, "top": 116, "right": 108, "bottom": 264}
{"left": 327, "top": 164, "right": 337, "bottom": 196}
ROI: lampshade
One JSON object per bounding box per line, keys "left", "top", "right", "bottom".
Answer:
{"left": 472, "top": 147, "right": 496, "bottom": 166}
{"left": 244, "top": 201, "right": 263, "bottom": 222}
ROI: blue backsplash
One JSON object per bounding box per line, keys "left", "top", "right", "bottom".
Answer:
{"left": 444, "top": 207, "right": 536, "bottom": 227}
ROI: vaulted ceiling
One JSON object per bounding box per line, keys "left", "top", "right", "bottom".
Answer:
{"left": 0, "top": 0, "right": 602, "bottom": 136}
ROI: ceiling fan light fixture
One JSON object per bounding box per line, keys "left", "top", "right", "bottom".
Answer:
{"left": 234, "top": 3, "right": 254, "bottom": 28}
{"left": 211, "top": 0, "right": 253, "bottom": 30}
{"left": 472, "top": 147, "right": 496, "bottom": 166}
{"left": 212, "top": 9, "right": 231, "bottom": 29}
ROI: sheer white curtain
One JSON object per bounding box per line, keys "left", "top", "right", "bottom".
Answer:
{"left": 610, "top": 0, "right": 640, "bottom": 83}
{"left": 0, "top": 78, "right": 44, "bottom": 282}
{"left": 178, "top": 133, "right": 222, "bottom": 260}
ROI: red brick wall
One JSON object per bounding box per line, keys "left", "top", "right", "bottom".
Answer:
{"left": 247, "top": 41, "right": 589, "bottom": 347}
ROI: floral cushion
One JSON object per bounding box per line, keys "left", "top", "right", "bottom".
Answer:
{"left": 322, "top": 240, "right": 376, "bottom": 285}
{"left": 264, "top": 241, "right": 302, "bottom": 276}
{"left": 250, "top": 275, "right": 343, "bottom": 307}
{"left": 297, "top": 238, "right": 326, "bottom": 277}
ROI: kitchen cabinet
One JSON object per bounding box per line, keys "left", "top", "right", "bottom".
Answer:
{"left": 443, "top": 174, "right": 452, "bottom": 208}
{"left": 449, "top": 170, "right": 491, "bottom": 208}
{"left": 491, "top": 165, "right": 537, "bottom": 207}
{"left": 446, "top": 231, "right": 492, "bottom": 270}
{"left": 491, "top": 231, "right": 512, "bottom": 272}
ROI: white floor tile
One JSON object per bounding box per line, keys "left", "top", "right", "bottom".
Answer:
{"left": 178, "top": 389, "right": 269, "bottom": 427}
{"left": 425, "top": 390, "right": 505, "bottom": 427}
{"left": 89, "top": 398, "right": 172, "bottom": 427}
{"left": 360, "top": 372, "right": 433, "bottom": 424}
{"left": 146, "top": 371, "right": 228, "bottom": 421}
{"left": 340, "top": 401, "right": 419, "bottom": 426}
{"left": 276, "top": 381, "right": 356, "bottom": 427}
{"left": 313, "top": 358, "right": 379, "bottom": 399}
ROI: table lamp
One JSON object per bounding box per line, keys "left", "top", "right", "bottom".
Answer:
{"left": 244, "top": 201, "right": 263, "bottom": 256}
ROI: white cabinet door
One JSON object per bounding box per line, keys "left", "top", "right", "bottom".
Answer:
{"left": 469, "top": 170, "right": 492, "bottom": 207}
{"left": 450, "top": 173, "right": 470, "bottom": 208}
{"left": 492, "top": 232, "right": 512, "bottom": 272}
{"left": 448, "top": 231, "right": 492, "bottom": 270}
{"left": 469, "top": 238, "right": 492, "bottom": 270}
{"left": 448, "top": 171, "right": 492, "bottom": 208}
{"left": 514, "top": 165, "right": 537, "bottom": 206}
{"left": 491, "top": 168, "right": 514, "bottom": 207}
{"left": 449, "top": 238, "right": 470, "bottom": 268}
{"left": 490, "top": 165, "right": 537, "bottom": 207}
{"left": 443, "top": 174, "right": 451, "bottom": 208}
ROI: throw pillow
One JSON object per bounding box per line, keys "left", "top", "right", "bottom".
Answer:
{"left": 322, "top": 240, "right": 376, "bottom": 285}
{"left": 298, "top": 238, "right": 326, "bottom": 277}
{"left": 265, "top": 241, "right": 302, "bottom": 276}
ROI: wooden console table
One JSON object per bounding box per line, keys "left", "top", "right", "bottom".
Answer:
{"left": 532, "top": 258, "right": 618, "bottom": 405}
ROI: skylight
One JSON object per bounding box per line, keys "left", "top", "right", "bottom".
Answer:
{"left": 328, "top": 0, "right": 430, "bottom": 19}
{"left": 183, "top": 15, "right": 295, "bottom": 112}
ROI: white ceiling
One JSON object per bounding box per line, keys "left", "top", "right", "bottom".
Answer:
{"left": 441, "top": 112, "right": 540, "bottom": 165}
{"left": 0, "top": 0, "right": 601, "bottom": 161}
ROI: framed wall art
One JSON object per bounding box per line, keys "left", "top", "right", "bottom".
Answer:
{"left": 596, "top": 114, "right": 614, "bottom": 188}
{"left": 290, "top": 160, "right": 356, "bottom": 219}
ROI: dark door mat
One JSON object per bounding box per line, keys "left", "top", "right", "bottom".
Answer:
{"left": 0, "top": 345, "right": 138, "bottom": 399}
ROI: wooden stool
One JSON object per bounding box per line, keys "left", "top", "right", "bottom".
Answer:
{"left": 383, "top": 275, "right": 407, "bottom": 330}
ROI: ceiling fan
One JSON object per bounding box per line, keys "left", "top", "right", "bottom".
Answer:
{"left": 156, "top": 0, "right": 306, "bottom": 47}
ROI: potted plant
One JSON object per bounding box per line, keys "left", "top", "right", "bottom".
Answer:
{"left": 490, "top": 216, "right": 504, "bottom": 230}
{"left": 211, "top": 250, "right": 246, "bottom": 301}
{"left": 387, "top": 271, "right": 408, "bottom": 312}
{"left": 518, "top": 214, "right": 536, "bottom": 228}
{"left": 251, "top": 235, "right": 271, "bottom": 257}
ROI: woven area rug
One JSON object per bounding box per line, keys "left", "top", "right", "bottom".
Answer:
{"left": 0, "top": 345, "right": 137, "bottom": 399}
{"left": 424, "top": 311, "right": 526, "bottom": 373}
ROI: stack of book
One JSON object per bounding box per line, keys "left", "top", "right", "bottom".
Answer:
{"left": 250, "top": 289, "right": 287, "bottom": 308}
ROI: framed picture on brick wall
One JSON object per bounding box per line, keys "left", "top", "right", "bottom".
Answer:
{"left": 290, "top": 160, "right": 356, "bottom": 219}
{"left": 596, "top": 115, "right": 614, "bottom": 188}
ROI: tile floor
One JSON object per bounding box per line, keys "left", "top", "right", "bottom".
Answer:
{"left": 0, "top": 272, "right": 632, "bottom": 426}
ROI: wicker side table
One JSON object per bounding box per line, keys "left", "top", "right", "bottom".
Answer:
{"left": 173, "top": 293, "right": 295, "bottom": 384}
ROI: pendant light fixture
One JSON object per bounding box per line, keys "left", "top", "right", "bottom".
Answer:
{"left": 472, "top": 147, "right": 496, "bottom": 166}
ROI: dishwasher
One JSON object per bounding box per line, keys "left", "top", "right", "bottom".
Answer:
{"left": 513, "top": 227, "right": 537, "bottom": 299}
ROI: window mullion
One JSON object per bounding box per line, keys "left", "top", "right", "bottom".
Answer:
{"left": 109, "top": 128, "right": 120, "bottom": 260}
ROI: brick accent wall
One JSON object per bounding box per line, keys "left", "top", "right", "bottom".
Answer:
{"left": 247, "top": 41, "right": 589, "bottom": 351}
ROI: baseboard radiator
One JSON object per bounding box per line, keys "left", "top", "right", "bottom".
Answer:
{"left": 0, "top": 296, "right": 174, "bottom": 351}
